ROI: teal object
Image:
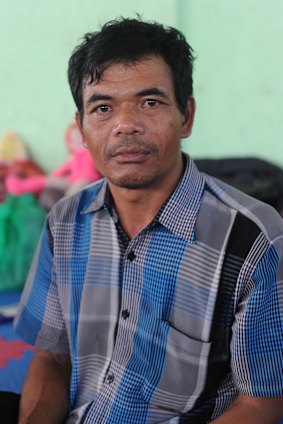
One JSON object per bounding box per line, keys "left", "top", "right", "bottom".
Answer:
{"left": 0, "top": 194, "right": 46, "bottom": 291}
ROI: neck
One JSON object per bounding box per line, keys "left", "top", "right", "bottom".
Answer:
{"left": 108, "top": 170, "right": 184, "bottom": 239}
{"left": 113, "top": 190, "right": 165, "bottom": 239}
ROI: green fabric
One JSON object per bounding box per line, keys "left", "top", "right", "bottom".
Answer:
{"left": 0, "top": 194, "right": 46, "bottom": 291}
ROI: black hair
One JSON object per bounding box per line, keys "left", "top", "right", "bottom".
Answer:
{"left": 68, "top": 17, "right": 195, "bottom": 118}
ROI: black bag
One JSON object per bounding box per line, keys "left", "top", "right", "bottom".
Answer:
{"left": 195, "top": 157, "right": 283, "bottom": 215}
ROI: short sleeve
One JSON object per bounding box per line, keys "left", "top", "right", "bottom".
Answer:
{"left": 231, "top": 238, "right": 283, "bottom": 396}
{"left": 14, "top": 217, "right": 70, "bottom": 354}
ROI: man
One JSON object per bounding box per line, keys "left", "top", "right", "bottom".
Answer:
{"left": 13, "top": 17, "right": 283, "bottom": 423}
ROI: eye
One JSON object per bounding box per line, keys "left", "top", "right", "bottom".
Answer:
{"left": 143, "top": 99, "right": 160, "bottom": 108}
{"left": 93, "top": 104, "right": 112, "bottom": 114}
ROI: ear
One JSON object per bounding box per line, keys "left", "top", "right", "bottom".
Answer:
{"left": 75, "top": 111, "right": 88, "bottom": 148}
{"left": 181, "top": 97, "right": 196, "bottom": 139}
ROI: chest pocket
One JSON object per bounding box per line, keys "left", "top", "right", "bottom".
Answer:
{"left": 141, "top": 321, "right": 211, "bottom": 414}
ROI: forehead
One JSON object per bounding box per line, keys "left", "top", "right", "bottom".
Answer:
{"left": 82, "top": 55, "right": 174, "bottom": 100}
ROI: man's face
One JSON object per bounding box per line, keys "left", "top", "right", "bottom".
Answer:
{"left": 77, "top": 55, "right": 195, "bottom": 191}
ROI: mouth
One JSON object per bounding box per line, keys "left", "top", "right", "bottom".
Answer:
{"left": 109, "top": 147, "right": 154, "bottom": 163}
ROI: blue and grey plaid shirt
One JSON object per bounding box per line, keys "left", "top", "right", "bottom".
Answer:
{"left": 14, "top": 155, "right": 283, "bottom": 423}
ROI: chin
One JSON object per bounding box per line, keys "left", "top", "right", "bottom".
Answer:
{"left": 109, "top": 173, "right": 157, "bottom": 189}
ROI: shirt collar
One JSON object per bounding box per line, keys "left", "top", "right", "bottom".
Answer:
{"left": 82, "top": 179, "right": 108, "bottom": 214}
{"left": 159, "top": 154, "right": 205, "bottom": 241}
{"left": 83, "top": 154, "right": 205, "bottom": 242}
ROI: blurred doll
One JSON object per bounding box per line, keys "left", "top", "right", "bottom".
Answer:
{"left": 5, "top": 121, "right": 101, "bottom": 209}
{"left": 0, "top": 131, "right": 44, "bottom": 203}
{"left": 0, "top": 131, "right": 28, "bottom": 162}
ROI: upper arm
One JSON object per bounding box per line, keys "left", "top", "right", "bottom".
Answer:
{"left": 211, "top": 393, "right": 283, "bottom": 423}
{"left": 34, "top": 347, "right": 72, "bottom": 370}
{"left": 28, "top": 348, "right": 72, "bottom": 384}
{"left": 19, "top": 348, "right": 72, "bottom": 423}
{"left": 231, "top": 242, "right": 283, "bottom": 397}
{"left": 14, "top": 218, "right": 70, "bottom": 355}
{"left": 236, "top": 394, "right": 283, "bottom": 421}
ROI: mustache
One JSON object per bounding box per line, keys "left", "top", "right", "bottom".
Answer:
{"left": 105, "top": 139, "right": 157, "bottom": 156}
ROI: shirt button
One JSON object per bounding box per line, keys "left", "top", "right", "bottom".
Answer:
{"left": 121, "top": 309, "right": 130, "bottom": 319}
{"left": 127, "top": 251, "right": 136, "bottom": 261}
{"left": 107, "top": 373, "right": 115, "bottom": 384}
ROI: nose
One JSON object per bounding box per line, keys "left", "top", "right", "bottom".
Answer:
{"left": 113, "top": 105, "right": 145, "bottom": 136}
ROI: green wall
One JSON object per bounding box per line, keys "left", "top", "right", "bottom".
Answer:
{"left": 1, "top": 0, "right": 282, "bottom": 171}
{"left": 178, "top": 0, "right": 283, "bottom": 167}
{"left": 0, "top": 0, "right": 177, "bottom": 171}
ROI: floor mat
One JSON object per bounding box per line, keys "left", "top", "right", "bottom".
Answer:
{"left": 0, "top": 290, "right": 34, "bottom": 394}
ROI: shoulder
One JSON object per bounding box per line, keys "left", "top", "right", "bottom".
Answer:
{"left": 202, "top": 174, "right": 283, "bottom": 243}
{"left": 47, "top": 178, "right": 105, "bottom": 227}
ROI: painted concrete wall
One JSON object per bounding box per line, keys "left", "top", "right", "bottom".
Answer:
{"left": 0, "top": 0, "right": 177, "bottom": 171}
{"left": 1, "top": 0, "right": 282, "bottom": 171}
{"left": 178, "top": 0, "right": 283, "bottom": 167}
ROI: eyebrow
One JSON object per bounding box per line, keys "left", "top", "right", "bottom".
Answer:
{"left": 85, "top": 87, "right": 168, "bottom": 107}
{"left": 135, "top": 87, "right": 168, "bottom": 98}
{"left": 86, "top": 94, "right": 113, "bottom": 107}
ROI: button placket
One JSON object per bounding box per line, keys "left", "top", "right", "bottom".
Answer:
{"left": 105, "top": 238, "right": 141, "bottom": 387}
{"left": 121, "top": 247, "right": 135, "bottom": 327}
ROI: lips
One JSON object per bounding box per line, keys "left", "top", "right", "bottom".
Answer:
{"left": 107, "top": 144, "right": 155, "bottom": 163}
{"left": 112, "top": 149, "right": 151, "bottom": 162}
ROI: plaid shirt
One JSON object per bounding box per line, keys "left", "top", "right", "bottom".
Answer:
{"left": 14, "top": 155, "right": 283, "bottom": 423}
